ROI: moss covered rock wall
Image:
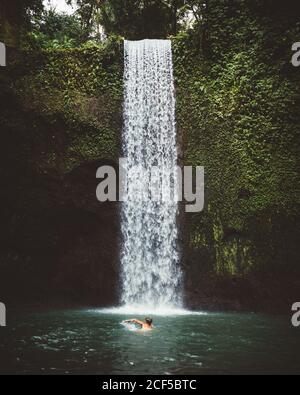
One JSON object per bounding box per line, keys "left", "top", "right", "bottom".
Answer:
{"left": 173, "top": 0, "right": 300, "bottom": 311}
{"left": 0, "top": 38, "right": 123, "bottom": 306}
{"left": 0, "top": 2, "right": 299, "bottom": 311}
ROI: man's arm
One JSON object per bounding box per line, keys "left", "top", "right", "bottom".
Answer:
{"left": 125, "top": 318, "right": 144, "bottom": 326}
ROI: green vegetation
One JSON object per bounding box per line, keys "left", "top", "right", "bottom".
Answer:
{"left": 0, "top": 0, "right": 299, "bottom": 307}
{"left": 1, "top": 36, "right": 123, "bottom": 174}
{"left": 65, "top": 1, "right": 198, "bottom": 39}
{"left": 29, "top": 9, "right": 85, "bottom": 48}
{"left": 173, "top": 1, "right": 300, "bottom": 277}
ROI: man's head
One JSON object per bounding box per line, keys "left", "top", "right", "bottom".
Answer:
{"left": 145, "top": 317, "right": 153, "bottom": 325}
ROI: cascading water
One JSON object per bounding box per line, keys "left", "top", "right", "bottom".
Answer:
{"left": 120, "top": 39, "right": 182, "bottom": 312}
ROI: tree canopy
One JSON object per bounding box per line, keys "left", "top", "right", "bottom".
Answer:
{"left": 0, "top": 0, "right": 210, "bottom": 47}
{"left": 68, "top": 0, "right": 204, "bottom": 40}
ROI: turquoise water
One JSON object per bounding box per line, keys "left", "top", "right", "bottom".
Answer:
{"left": 0, "top": 309, "right": 299, "bottom": 375}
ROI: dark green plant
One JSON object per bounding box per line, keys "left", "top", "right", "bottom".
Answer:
{"left": 29, "top": 8, "right": 85, "bottom": 48}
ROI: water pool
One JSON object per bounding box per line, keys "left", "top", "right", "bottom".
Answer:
{"left": 0, "top": 309, "right": 299, "bottom": 375}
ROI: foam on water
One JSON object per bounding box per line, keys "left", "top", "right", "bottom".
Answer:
{"left": 120, "top": 321, "right": 140, "bottom": 331}
{"left": 93, "top": 306, "right": 207, "bottom": 316}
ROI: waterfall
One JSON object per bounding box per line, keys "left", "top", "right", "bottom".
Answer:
{"left": 120, "top": 39, "right": 182, "bottom": 312}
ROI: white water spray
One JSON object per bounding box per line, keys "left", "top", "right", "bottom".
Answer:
{"left": 120, "top": 39, "right": 182, "bottom": 312}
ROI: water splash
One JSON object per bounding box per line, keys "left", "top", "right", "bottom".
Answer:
{"left": 95, "top": 306, "right": 207, "bottom": 317}
{"left": 120, "top": 39, "right": 182, "bottom": 311}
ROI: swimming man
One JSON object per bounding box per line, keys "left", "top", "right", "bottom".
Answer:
{"left": 123, "top": 317, "right": 153, "bottom": 330}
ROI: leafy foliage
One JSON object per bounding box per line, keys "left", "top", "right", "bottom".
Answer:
{"left": 173, "top": 1, "right": 300, "bottom": 276}
{"left": 69, "top": 0, "right": 197, "bottom": 39}
{"left": 4, "top": 35, "right": 123, "bottom": 175}
{"left": 0, "top": 0, "right": 43, "bottom": 45}
{"left": 29, "top": 8, "right": 85, "bottom": 48}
